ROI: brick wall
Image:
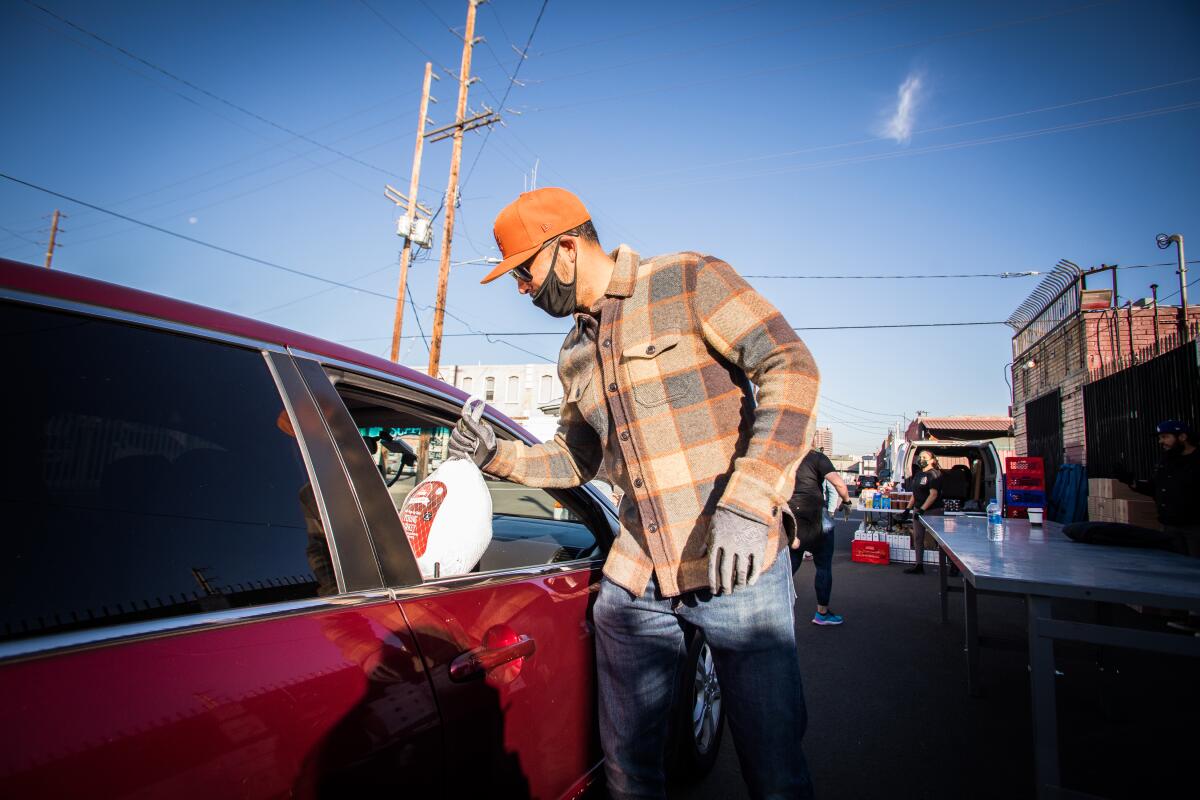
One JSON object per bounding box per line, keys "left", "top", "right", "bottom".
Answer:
{"left": 1083, "top": 306, "right": 1200, "bottom": 377}
{"left": 1012, "top": 305, "right": 1200, "bottom": 465}
{"left": 1012, "top": 315, "right": 1088, "bottom": 462}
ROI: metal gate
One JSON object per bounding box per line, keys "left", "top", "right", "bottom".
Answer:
{"left": 1084, "top": 340, "right": 1200, "bottom": 479}
{"left": 1025, "top": 389, "right": 1062, "bottom": 497}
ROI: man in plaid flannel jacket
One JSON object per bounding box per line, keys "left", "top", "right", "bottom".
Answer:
{"left": 450, "top": 188, "right": 819, "bottom": 799}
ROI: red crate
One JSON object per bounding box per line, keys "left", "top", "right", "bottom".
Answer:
{"left": 1004, "top": 505, "right": 1029, "bottom": 519}
{"left": 1006, "top": 456, "right": 1044, "bottom": 475}
{"left": 1007, "top": 474, "right": 1045, "bottom": 490}
{"left": 851, "top": 539, "right": 890, "bottom": 565}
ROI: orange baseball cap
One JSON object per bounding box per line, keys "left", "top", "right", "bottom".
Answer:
{"left": 482, "top": 187, "right": 591, "bottom": 284}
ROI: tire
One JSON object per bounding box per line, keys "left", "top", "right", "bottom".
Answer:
{"left": 667, "top": 630, "right": 725, "bottom": 783}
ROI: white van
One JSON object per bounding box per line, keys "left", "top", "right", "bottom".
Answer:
{"left": 898, "top": 440, "right": 1006, "bottom": 515}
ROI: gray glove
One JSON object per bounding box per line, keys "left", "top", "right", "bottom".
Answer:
{"left": 447, "top": 397, "right": 496, "bottom": 468}
{"left": 706, "top": 508, "right": 770, "bottom": 595}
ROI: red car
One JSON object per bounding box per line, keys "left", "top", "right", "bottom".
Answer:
{"left": 0, "top": 259, "right": 723, "bottom": 798}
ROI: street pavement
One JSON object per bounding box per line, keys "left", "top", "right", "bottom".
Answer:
{"left": 671, "top": 512, "right": 1199, "bottom": 799}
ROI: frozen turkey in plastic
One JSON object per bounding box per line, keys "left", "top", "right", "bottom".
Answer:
{"left": 399, "top": 450, "right": 493, "bottom": 579}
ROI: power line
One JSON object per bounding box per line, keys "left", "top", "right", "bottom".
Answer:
{"left": 598, "top": 76, "right": 1200, "bottom": 187}
{"left": 0, "top": 223, "right": 43, "bottom": 248}
{"left": 0, "top": 172, "right": 404, "bottom": 300}
{"left": 821, "top": 395, "right": 903, "bottom": 419}
{"left": 1157, "top": 273, "right": 1200, "bottom": 304}
{"left": 741, "top": 262, "right": 1200, "bottom": 280}
{"left": 335, "top": 319, "right": 1011, "bottom": 343}
{"left": 461, "top": 0, "right": 549, "bottom": 191}
{"left": 415, "top": 0, "right": 459, "bottom": 36}
{"left": 534, "top": 1, "right": 1113, "bottom": 112}
{"left": 24, "top": 0, "right": 412, "bottom": 183}
{"left": 0, "top": 173, "right": 557, "bottom": 360}
{"left": 820, "top": 415, "right": 894, "bottom": 436}
{"left": 651, "top": 101, "right": 1200, "bottom": 191}
{"left": 28, "top": 112, "right": 423, "bottom": 250}
{"left": 439, "top": 306, "right": 555, "bottom": 363}
{"left": 487, "top": 2, "right": 518, "bottom": 51}
{"left": 0, "top": 90, "right": 420, "bottom": 237}
{"left": 253, "top": 261, "right": 399, "bottom": 316}
{"left": 537, "top": 0, "right": 928, "bottom": 86}
{"left": 795, "top": 321, "right": 1007, "bottom": 330}
{"left": 406, "top": 283, "right": 431, "bottom": 355}
{"left": 358, "top": 0, "right": 450, "bottom": 69}
{"left": 745, "top": 270, "right": 1042, "bottom": 280}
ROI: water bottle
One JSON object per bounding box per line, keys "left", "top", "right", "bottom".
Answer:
{"left": 987, "top": 501, "right": 1003, "bottom": 540}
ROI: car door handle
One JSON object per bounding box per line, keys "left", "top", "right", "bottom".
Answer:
{"left": 449, "top": 634, "right": 536, "bottom": 682}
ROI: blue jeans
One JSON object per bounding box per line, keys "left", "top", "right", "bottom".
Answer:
{"left": 593, "top": 554, "right": 813, "bottom": 799}
{"left": 790, "top": 522, "right": 833, "bottom": 607}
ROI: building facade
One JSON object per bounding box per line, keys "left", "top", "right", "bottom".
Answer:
{"left": 435, "top": 363, "right": 564, "bottom": 442}
{"left": 1008, "top": 263, "right": 1200, "bottom": 470}
{"left": 813, "top": 426, "right": 833, "bottom": 454}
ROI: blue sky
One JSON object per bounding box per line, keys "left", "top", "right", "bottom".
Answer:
{"left": 2, "top": 0, "right": 1198, "bottom": 454}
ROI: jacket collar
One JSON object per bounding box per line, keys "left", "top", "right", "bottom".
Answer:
{"left": 605, "top": 244, "right": 639, "bottom": 298}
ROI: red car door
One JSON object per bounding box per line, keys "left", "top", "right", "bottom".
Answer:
{"left": 0, "top": 302, "right": 443, "bottom": 797}
{"left": 300, "top": 361, "right": 613, "bottom": 799}
{"left": 0, "top": 600, "right": 441, "bottom": 798}
{"left": 397, "top": 564, "right": 602, "bottom": 799}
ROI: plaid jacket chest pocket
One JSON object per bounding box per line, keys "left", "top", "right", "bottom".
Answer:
{"left": 568, "top": 364, "right": 608, "bottom": 436}
{"left": 621, "top": 330, "right": 685, "bottom": 407}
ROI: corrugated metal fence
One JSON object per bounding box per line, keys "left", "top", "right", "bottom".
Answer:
{"left": 1083, "top": 338, "right": 1200, "bottom": 478}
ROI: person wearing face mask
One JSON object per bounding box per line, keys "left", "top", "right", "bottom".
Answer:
{"left": 904, "top": 450, "right": 942, "bottom": 575}
{"left": 447, "top": 188, "right": 820, "bottom": 799}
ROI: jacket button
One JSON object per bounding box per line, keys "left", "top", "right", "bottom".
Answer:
{"left": 608, "top": 382, "right": 617, "bottom": 392}
{"left": 648, "top": 523, "right": 658, "bottom": 533}
{"left": 603, "top": 338, "right": 612, "bottom": 347}
{"left": 634, "top": 478, "right": 643, "bottom": 488}
{"left": 645, "top": 345, "right": 656, "bottom": 355}
{"left": 772, "top": 506, "right": 779, "bottom": 516}
{"left": 620, "top": 431, "right": 630, "bottom": 441}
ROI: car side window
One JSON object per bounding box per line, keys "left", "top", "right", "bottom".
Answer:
{"left": 336, "top": 387, "right": 607, "bottom": 576}
{"left": 0, "top": 303, "right": 336, "bottom": 645}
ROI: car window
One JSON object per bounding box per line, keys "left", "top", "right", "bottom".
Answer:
{"left": 0, "top": 303, "right": 335, "bottom": 645}
{"left": 336, "top": 388, "right": 605, "bottom": 576}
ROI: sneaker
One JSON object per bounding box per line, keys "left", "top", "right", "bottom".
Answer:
{"left": 812, "top": 610, "right": 844, "bottom": 626}
{"left": 903, "top": 564, "right": 925, "bottom": 574}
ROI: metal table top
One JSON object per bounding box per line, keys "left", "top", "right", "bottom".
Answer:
{"left": 921, "top": 515, "right": 1200, "bottom": 611}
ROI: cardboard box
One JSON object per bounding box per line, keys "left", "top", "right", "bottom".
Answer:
{"left": 1088, "top": 495, "right": 1162, "bottom": 530}
{"left": 1088, "top": 478, "right": 1145, "bottom": 501}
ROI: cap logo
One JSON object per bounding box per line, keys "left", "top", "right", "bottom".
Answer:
{"left": 540, "top": 222, "right": 550, "bottom": 232}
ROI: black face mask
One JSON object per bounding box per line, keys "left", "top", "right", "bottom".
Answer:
{"left": 531, "top": 242, "right": 577, "bottom": 318}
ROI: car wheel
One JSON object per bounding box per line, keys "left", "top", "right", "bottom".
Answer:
{"left": 668, "top": 631, "right": 725, "bottom": 783}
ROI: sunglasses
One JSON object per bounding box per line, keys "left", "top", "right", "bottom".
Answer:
{"left": 511, "top": 236, "right": 561, "bottom": 283}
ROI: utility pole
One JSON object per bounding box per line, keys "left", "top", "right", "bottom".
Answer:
{"left": 43, "top": 209, "right": 63, "bottom": 268}
{"left": 428, "top": 0, "right": 498, "bottom": 381}
{"left": 388, "top": 62, "right": 437, "bottom": 364}
{"left": 1156, "top": 233, "right": 1189, "bottom": 342}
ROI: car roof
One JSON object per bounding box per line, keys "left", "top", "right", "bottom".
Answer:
{"left": 906, "top": 440, "right": 997, "bottom": 448}
{"left": 0, "top": 257, "right": 526, "bottom": 434}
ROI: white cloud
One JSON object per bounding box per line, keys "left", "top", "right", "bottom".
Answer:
{"left": 881, "top": 73, "right": 923, "bottom": 144}
{"left": 188, "top": 216, "right": 198, "bottom": 225}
